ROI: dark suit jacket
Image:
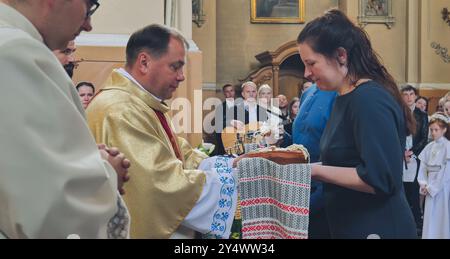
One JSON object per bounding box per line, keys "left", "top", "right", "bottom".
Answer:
{"left": 213, "top": 98, "right": 268, "bottom": 155}
{"left": 214, "top": 100, "right": 236, "bottom": 155}
{"left": 215, "top": 101, "right": 236, "bottom": 131}
{"left": 412, "top": 107, "right": 429, "bottom": 156}
{"left": 233, "top": 99, "right": 269, "bottom": 125}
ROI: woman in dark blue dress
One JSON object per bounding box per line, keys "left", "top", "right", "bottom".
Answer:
{"left": 297, "top": 9, "right": 417, "bottom": 239}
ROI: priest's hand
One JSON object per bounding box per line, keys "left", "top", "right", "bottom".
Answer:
{"left": 99, "top": 144, "right": 131, "bottom": 170}
{"left": 98, "top": 144, "right": 131, "bottom": 195}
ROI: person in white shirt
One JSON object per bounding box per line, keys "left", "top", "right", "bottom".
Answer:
{"left": 230, "top": 81, "right": 268, "bottom": 130}
{"left": 215, "top": 84, "right": 237, "bottom": 129}
{"left": 418, "top": 113, "right": 450, "bottom": 239}
{"left": 257, "top": 84, "right": 285, "bottom": 125}
{"left": 214, "top": 84, "right": 237, "bottom": 154}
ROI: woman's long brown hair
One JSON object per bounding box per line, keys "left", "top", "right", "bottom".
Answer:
{"left": 297, "top": 9, "right": 416, "bottom": 135}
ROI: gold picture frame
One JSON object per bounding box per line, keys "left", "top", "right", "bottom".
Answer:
{"left": 251, "top": 0, "right": 305, "bottom": 24}
{"left": 358, "top": 0, "right": 395, "bottom": 29}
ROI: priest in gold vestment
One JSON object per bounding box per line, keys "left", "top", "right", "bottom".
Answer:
{"left": 87, "top": 24, "right": 237, "bottom": 238}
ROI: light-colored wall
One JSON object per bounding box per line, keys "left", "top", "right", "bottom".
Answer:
{"left": 366, "top": 0, "right": 407, "bottom": 83}
{"left": 72, "top": 46, "right": 125, "bottom": 89}
{"left": 343, "top": 0, "right": 408, "bottom": 84}
{"left": 193, "top": 0, "right": 217, "bottom": 85}
{"left": 171, "top": 51, "right": 203, "bottom": 146}
{"left": 334, "top": 0, "right": 450, "bottom": 90}
{"left": 192, "top": 0, "right": 222, "bottom": 142}
{"left": 337, "top": 0, "right": 450, "bottom": 114}
{"left": 406, "top": 0, "right": 420, "bottom": 83}
{"left": 90, "top": 0, "right": 165, "bottom": 34}
{"left": 211, "top": 0, "right": 450, "bottom": 88}
{"left": 216, "top": 0, "right": 339, "bottom": 86}
{"left": 420, "top": 0, "right": 450, "bottom": 85}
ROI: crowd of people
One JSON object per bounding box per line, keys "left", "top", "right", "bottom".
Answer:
{"left": 1, "top": 0, "right": 449, "bottom": 239}
{"left": 403, "top": 87, "right": 450, "bottom": 239}
{"left": 205, "top": 9, "right": 450, "bottom": 239}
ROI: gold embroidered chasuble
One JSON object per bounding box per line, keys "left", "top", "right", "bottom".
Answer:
{"left": 87, "top": 70, "right": 207, "bottom": 238}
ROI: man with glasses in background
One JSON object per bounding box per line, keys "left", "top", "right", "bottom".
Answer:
{"left": 0, "top": 0, "right": 131, "bottom": 239}
{"left": 53, "top": 40, "right": 77, "bottom": 78}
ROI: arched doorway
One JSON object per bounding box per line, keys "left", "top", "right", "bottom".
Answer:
{"left": 240, "top": 40, "right": 305, "bottom": 100}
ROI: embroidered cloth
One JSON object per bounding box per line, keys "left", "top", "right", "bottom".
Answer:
{"left": 238, "top": 158, "right": 311, "bottom": 239}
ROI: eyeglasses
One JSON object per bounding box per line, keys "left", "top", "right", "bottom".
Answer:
{"left": 61, "top": 48, "right": 76, "bottom": 55}
{"left": 86, "top": 0, "right": 100, "bottom": 18}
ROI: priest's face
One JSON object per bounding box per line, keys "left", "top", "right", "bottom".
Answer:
{"left": 41, "top": 0, "right": 95, "bottom": 50}
{"left": 147, "top": 37, "right": 186, "bottom": 100}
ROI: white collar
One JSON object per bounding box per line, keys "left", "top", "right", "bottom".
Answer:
{"left": 116, "top": 68, "right": 162, "bottom": 103}
{"left": 244, "top": 100, "right": 257, "bottom": 108}
{"left": 435, "top": 136, "right": 447, "bottom": 144}
{"left": 225, "top": 99, "right": 234, "bottom": 108}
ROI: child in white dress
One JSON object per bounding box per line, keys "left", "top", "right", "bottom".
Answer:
{"left": 417, "top": 113, "right": 450, "bottom": 239}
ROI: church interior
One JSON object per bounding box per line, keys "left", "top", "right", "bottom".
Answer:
{"left": 3, "top": 0, "right": 450, "bottom": 240}
{"left": 72, "top": 0, "right": 450, "bottom": 147}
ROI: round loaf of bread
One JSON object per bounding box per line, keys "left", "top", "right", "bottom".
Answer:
{"left": 234, "top": 145, "right": 309, "bottom": 166}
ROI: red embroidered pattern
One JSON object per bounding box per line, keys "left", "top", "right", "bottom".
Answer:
{"left": 243, "top": 230, "right": 307, "bottom": 239}
{"left": 242, "top": 220, "right": 308, "bottom": 239}
{"left": 244, "top": 220, "right": 307, "bottom": 235}
{"left": 237, "top": 158, "right": 311, "bottom": 239}
{"left": 240, "top": 175, "right": 311, "bottom": 188}
{"left": 240, "top": 197, "right": 309, "bottom": 216}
